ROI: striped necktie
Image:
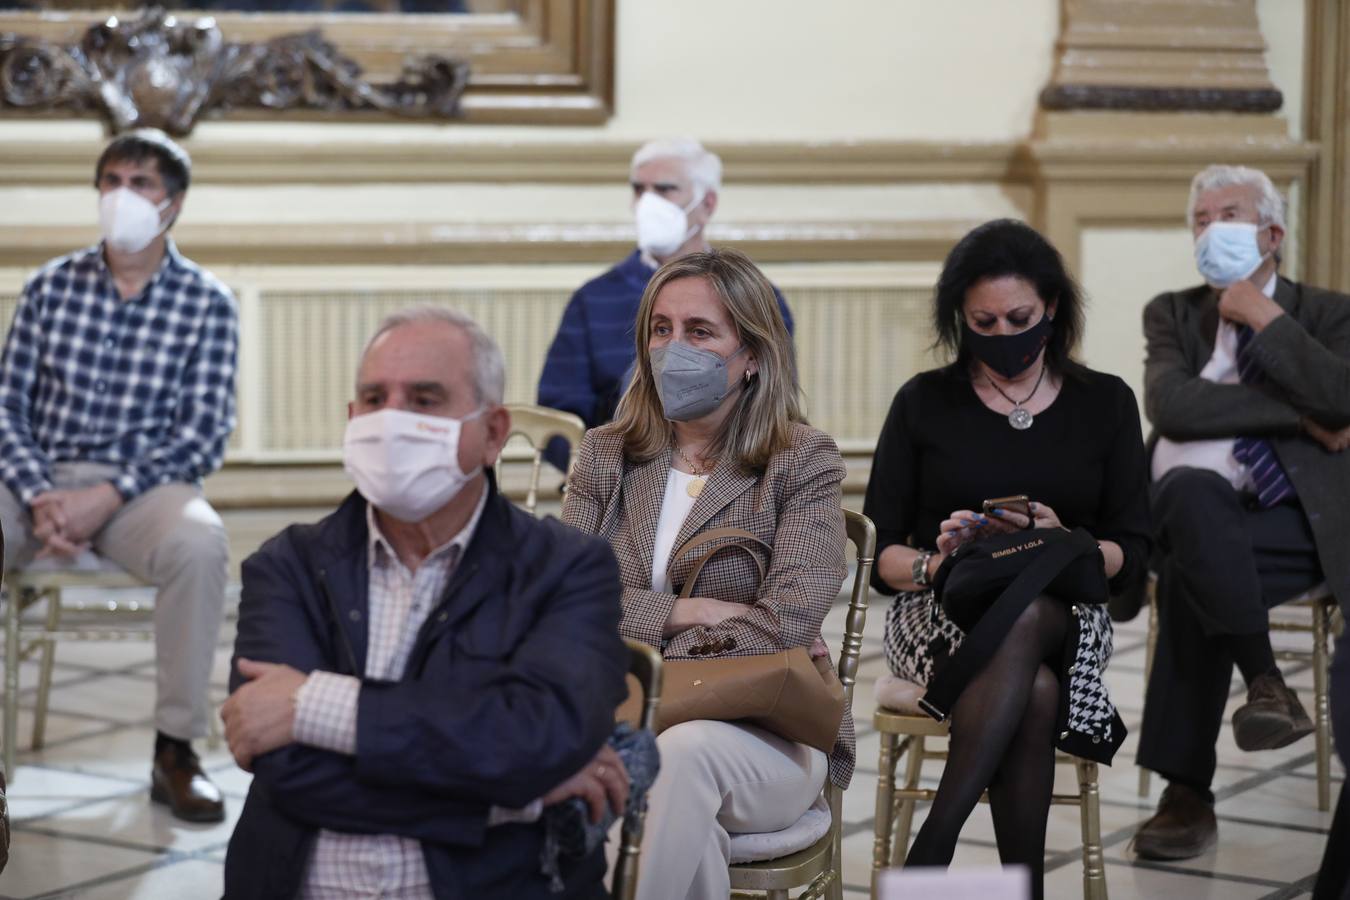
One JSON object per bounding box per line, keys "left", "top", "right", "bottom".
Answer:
{"left": 1232, "top": 324, "right": 1297, "bottom": 507}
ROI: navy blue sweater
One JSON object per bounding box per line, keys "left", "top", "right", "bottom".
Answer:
{"left": 537, "top": 250, "right": 794, "bottom": 469}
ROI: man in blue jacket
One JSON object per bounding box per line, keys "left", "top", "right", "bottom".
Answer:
{"left": 221, "top": 307, "right": 630, "bottom": 899}
{"left": 537, "top": 138, "right": 794, "bottom": 469}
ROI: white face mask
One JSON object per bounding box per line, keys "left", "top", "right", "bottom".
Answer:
{"left": 343, "top": 407, "right": 483, "bottom": 523}
{"left": 1194, "top": 221, "right": 1268, "bottom": 288}
{"left": 99, "top": 187, "right": 172, "bottom": 254}
{"left": 634, "top": 190, "right": 704, "bottom": 259}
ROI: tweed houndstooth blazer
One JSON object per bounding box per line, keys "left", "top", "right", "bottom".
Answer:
{"left": 562, "top": 421, "right": 855, "bottom": 789}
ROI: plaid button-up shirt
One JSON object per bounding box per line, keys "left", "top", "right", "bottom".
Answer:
{"left": 0, "top": 241, "right": 238, "bottom": 504}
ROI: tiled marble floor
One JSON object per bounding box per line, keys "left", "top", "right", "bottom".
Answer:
{"left": 0, "top": 545, "right": 1342, "bottom": 899}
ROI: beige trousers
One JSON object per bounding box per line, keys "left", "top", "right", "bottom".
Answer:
{"left": 0, "top": 462, "right": 229, "bottom": 740}
{"left": 631, "top": 719, "right": 828, "bottom": 900}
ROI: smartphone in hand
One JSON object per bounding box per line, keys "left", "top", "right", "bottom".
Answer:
{"left": 982, "top": 494, "right": 1031, "bottom": 525}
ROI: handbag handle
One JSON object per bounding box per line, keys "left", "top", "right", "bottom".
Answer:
{"left": 669, "top": 527, "right": 772, "bottom": 599}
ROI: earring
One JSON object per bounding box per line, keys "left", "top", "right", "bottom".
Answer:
{"left": 745, "top": 369, "right": 753, "bottom": 384}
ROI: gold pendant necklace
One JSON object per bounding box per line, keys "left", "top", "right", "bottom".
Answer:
{"left": 675, "top": 444, "right": 711, "bottom": 498}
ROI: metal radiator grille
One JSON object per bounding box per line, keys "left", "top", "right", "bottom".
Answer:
{"left": 0, "top": 278, "right": 939, "bottom": 461}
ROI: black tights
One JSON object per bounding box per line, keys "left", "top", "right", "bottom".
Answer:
{"left": 906, "top": 595, "right": 1069, "bottom": 900}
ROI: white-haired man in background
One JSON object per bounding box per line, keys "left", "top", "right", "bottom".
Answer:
{"left": 1133, "top": 165, "right": 1350, "bottom": 862}
{"left": 536, "top": 138, "right": 793, "bottom": 469}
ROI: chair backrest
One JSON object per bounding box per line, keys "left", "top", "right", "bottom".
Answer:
{"left": 838, "top": 509, "right": 876, "bottom": 707}
{"left": 824, "top": 510, "right": 875, "bottom": 813}
{"left": 726, "top": 509, "right": 875, "bottom": 890}
{"left": 611, "top": 638, "right": 663, "bottom": 900}
{"left": 496, "top": 404, "right": 586, "bottom": 515}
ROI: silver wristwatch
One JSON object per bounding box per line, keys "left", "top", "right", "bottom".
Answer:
{"left": 912, "top": 550, "right": 935, "bottom": 588}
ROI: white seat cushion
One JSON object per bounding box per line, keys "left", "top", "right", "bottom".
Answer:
{"left": 874, "top": 674, "right": 927, "bottom": 716}
{"left": 728, "top": 794, "right": 831, "bottom": 864}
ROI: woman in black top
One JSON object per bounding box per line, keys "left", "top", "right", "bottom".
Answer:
{"left": 864, "top": 219, "right": 1150, "bottom": 897}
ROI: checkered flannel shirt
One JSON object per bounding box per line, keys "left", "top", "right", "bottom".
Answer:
{"left": 0, "top": 241, "right": 237, "bottom": 504}
{"left": 292, "top": 488, "right": 539, "bottom": 899}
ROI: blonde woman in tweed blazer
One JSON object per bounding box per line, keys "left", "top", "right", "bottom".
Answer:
{"left": 562, "top": 249, "right": 849, "bottom": 900}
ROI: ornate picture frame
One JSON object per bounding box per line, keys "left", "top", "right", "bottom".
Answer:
{"left": 0, "top": 0, "right": 614, "bottom": 125}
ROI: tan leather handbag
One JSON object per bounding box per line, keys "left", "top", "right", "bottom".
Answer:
{"left": 618, "top": 528, "right": 845, "bottom": 753}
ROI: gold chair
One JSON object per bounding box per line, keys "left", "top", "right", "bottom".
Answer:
{"left": 1138, "top": 579, "right": 1342, "bottom": 810}
{"left": 2, "top": 553, "right": 226, "bottom": 781}
{"left": 4, "top": 555, "right": 155, "bottom": 779}
{"left": 727, "top": 509, "right": 875, "bottom": 900}
{"left": 496, "top": 404, "right": 586, "bottom": 516}
{"left": 872, "top": 666, "right": 1109, "bottom": 899}
{"left": 612, "top": 638, "right": 663, "bottom": 900}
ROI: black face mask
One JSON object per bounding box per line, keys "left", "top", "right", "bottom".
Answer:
{"left": 962, "top": 314, "right": 1053, "bottom": 379}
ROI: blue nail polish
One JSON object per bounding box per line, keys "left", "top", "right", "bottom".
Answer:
{"left": 962, "top": 518, "right": 975, "bottom": 526}
{"left": 991, "top": 509, "right": 1004, "bottom": 516}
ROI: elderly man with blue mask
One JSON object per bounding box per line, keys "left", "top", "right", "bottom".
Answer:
{"left": 536, "top": 138, "right": 794, "bottom": 470}
{"left": 1133, "top": 165, "right": 1350, "bottom": 867}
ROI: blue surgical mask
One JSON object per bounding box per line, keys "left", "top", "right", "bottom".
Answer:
{"left": 1194, "top": 221, "right": 1268, "bottom": 288}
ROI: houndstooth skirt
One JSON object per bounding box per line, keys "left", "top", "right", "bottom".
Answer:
{"left": 881, "top": 589, "right": 963, "bottom": 687}
{"left": 882, "top": 588, "right": 1115, "bottom": 690}
{"left": 882, "top": 586, "right": 1125, "bottom": 762}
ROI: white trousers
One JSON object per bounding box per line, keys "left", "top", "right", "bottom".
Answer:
{"left": 0, "top": 462, "right": 229, "bottom": 740}
{"left": 632, "top": 719, "right": 828, "bottom": 900}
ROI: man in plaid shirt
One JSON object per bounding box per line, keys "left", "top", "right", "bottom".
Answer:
{"left": 0, "top": 129, "right": 237, "bottom": 823}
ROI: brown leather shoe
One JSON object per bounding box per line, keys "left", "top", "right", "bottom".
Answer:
{"left": 151, "top": 744, "right": 225, "bottom": 824}
{"left": 1232, "top": 671, "right": 1314, "bottom": 752}
{"left": 1131, "top": 784, "right": 1217, "bottom": 860}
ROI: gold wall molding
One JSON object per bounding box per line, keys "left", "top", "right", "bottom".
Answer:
{"left": 1031, "top": 114, "right": 1315, "bottom": 176}
{"left": 0, "top": 138, "right": 1029, "bottom": 186}
{"left": 1302, "top": 0, "right": 1350, "bottom": 294}
{"left": 0, "top": 126, "right": 1319, "bottom": 276}
{"left": 1029, "top": 112, "right": 1317, "bottom": 277}
{"left": 1041, "top": 0, "right": 1282, "bottom": 112}
{"left": 0, "top": 220, "right": 978, "bottom": 269}
{"left": 0, "top": 6, "right": 471, "bottom": 136}
{"left": 0, "top": 0, "right": 614, "bottom": 126}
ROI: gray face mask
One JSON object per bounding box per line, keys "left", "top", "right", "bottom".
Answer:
{"left": 650, "top": 342, "right": 747, "bottom": 421}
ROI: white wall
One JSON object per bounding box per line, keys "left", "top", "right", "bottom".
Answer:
{"left": 12, "top": 0, "right": 1303, "bottom": 148}
{"left": 1257, "top": 0, "right": 1306, "bottom": 139}
{"left": 594, "top": 0, "right": 1060, "bottom": 142}
{"left": 1080, "top": 227, "right": 1196, "bottom": 412}
{"left": 0, "top": 0, "right": 1061, "bottom": 234}
{"left": 1074, "top": 4, "right": 1307, "bottom": 412}
{"left": 1, "top": 0, "right": 1305, "bottom": 231}
{"left": 0, "top": 0, "right": 1061, "bottom": 153}
{"left": 0, "top": 0, "right": 1311, "bottom": 429}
